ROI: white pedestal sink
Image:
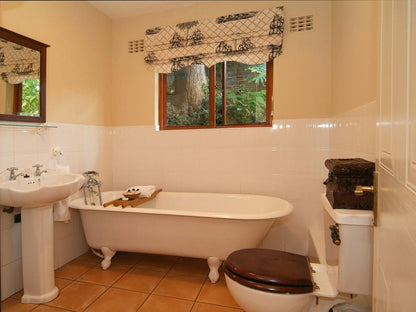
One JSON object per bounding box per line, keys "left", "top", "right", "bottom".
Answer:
{"left": 0, "top": 172, "right": 84, "bottom": 303}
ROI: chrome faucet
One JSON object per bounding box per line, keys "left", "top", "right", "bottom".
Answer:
{"left": 7, "top": 167, "right": 24, "bottom": 180}
{"left": 82, "top": 171, "right": 103, "bottom": 206}
{"left": 33, "top": 164, "right": 47, "bottom": 177}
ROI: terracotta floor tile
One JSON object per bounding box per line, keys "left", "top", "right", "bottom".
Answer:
{"left": 85, "top": 288, "right": 148, "bottom": 312}
{"left": 55, "top": 278, "right": 72, "bottom": 291}
{"left": 2, "top": 253, "right": 244, "bottom": 312}
{"left": 197, "top": 279, "right": 240, "bottom": 309}
{"left": 191, "top": 302, "right": 244, "bottom": 312}
{"left": 138, "top": 294, "right": 193, "bottom": 312}
{"left": 168, "top": 257, "right": 209, "bottom": 278}
{"left": 32, "top": 305, "right": 72, "bottom": 311}
{"left": 135, "top": 254, "right": 179, "bottom": 273}
{"left": 154, "top": 274, "right": 205, "bottom": 301}
{"left": 55, "top": 258, "right": 96, "bottom": 280}
{"left": 77, "top": 264, "right": 130, "bottom": 286}
{"left": 10, "top": 291, "right": 23, "bottom": 301}
{"left": 1, "top": 298, "right": 37, "bottom": 312}
{"left": 111, "top": 252, "right": 143, "bottom": 267}
{"left": 45, "top": 281, "right": 106, "bottom": 312}
{"left": 113, "top": 267, "right": 165, "bottom": 293}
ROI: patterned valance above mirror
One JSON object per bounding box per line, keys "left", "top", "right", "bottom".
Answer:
{"left": 144, "top": 6, "right": 284, "bottom": 73}
{"left": 0, "top": 38, "right": 40, "bottom": 84}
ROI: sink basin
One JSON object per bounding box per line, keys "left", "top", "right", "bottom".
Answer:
{"left": 0, "top": 172, "right": 84, "bottom": 208}
{"left": 0, "top": 170, "right": 84, "bottom": 304}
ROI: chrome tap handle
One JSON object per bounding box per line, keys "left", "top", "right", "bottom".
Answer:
{"left": 83, "top": 170, "right": 99, "bottom": 177}
{"left": 33, "top": 164, "right": 44, "bottom": 176}
{"left": 82, "top": 171, "right": 102, "bottom": 189}
{"left": 7, "top": 167, "right": 19, "bottom": 180}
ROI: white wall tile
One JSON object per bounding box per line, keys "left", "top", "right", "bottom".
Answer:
{"left": 1, "top": 213, "right": 22, "bottom": 266}
{"left": 54, "top": 211, "right": 89, "bottom": 269}
{"left": 111, "top": 121, "right": 330, "bottom": 256}
{"left": 1, "top": 259, "right": 23, "bottom": 300}
{"left": 0, "top": 128, "right": 15, "bottom": 159}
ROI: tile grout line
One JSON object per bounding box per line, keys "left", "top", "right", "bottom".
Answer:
{"left": 3, "top": 253, "right": 242, "bottom": 312}
{"left": 134, "top": 256, "right": 182, "bottom": 312}
{"left": 33, "top": 303, "right": 75, "bottom": 312}
{"left": 44, "top": 254, "right": 120, "bottom": 311}
{"left": 26, "top": 277, "right": 78, "bottom": 311}
{"left": 47, "top": 261, "right": 97, "bottom": 311}
{"left": 79, "top": 254, "right": 143, "bottom": 311}
{"left": 189, "top": 273, "right": 210, "bottom": 312}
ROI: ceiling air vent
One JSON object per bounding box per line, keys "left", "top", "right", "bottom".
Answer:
{"left": 289, "top": 15, "right": 314, "bottom": 32}
{"left": 128, "top": 39, "right": 144, "bottom": 53}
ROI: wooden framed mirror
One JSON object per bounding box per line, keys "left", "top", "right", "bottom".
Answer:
{"left": 0, "top": 27, "right": 49, "bottom": 123}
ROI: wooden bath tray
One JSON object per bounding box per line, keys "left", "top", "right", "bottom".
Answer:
{"left": 103, "top": 189, "right": 162, "bottom": 208}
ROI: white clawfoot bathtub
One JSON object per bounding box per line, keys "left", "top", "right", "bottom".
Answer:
{"left": 70, "top": 191, "right": 293, "bottom": 283}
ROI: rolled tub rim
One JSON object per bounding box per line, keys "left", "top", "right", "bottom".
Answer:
{"left": 70, "top": 190, "right": 294, "bottom": 220}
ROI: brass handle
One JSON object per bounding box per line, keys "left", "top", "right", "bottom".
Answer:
{"left": 354, "top": 185, "right": 374, "bottom": 196}
{"left": 354, "top": 171, "right": 378, "bottom": 227}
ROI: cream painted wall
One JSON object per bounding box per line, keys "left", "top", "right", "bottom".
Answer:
{"left": 0, "top": 1, "right": 376, "bottom": 125}
{"left": 331, "top": 0, "right": 377, "bottom": 115}
{"left": 0, "top": 1, "right": 112, "bottom": 126}
{"left": 276, "top": 1, "right": 332, "bottom": 119}
{"left": 111, "top": 1, "right": 332, "bottom": 126}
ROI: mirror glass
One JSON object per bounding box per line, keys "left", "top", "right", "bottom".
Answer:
{"left": 0, "top": 27, "right": 49, "bottom": 123}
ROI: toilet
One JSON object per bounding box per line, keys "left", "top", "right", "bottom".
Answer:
{"left": 224, "top": 194, "right": 374, "bottom": 312}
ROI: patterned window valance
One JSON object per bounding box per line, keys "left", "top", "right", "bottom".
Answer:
{"left": 0, "top": 39, "right": 40, "bottom": 84}
{"left": 144, "top": 6, "right": 284, "bottom": 73}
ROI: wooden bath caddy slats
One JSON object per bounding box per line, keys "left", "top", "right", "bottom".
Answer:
{"left": 103, "top": 188, "right": 162, "bottom": 208}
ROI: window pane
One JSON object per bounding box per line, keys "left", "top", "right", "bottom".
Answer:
{"left": 224, "top": 62, "right": 267, "bottom": 125}
{"left": 166, "top": 65, "right": 209, "bottom": 126}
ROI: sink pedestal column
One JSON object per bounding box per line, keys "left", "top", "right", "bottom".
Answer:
{"left": 21, "top": 204, "right": 59, "bottom": 303}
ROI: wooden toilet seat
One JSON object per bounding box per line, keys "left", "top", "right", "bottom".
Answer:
{"left": 223, "top": 248, "right": 314, "bottom": 294}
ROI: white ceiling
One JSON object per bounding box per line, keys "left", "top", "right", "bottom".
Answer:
{"left": 88, "top": 1, "right": 198, "bottom": 20}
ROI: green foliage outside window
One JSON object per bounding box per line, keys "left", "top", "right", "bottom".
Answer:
{"left": 225, "top": 88, "right": 266, "bottom": 125}
{"left": 167, "top": 100, "right": 209, "bottom": 126}
{"left": 165, "top": 62, "right": 268, "bottom": 127}
{"left": 21, "top": 78, "right": 39, "bottom": 116}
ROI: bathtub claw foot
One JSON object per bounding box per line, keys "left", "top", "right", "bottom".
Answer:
{"left": 207, "top": 257, "right": 221, "bottom": 283}
{"left": 101, "top": 247, "right": 116, "bottom": 270}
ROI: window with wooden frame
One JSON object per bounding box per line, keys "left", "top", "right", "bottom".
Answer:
{"left": 159, "top": 60, "right": 273, "bottom": 129}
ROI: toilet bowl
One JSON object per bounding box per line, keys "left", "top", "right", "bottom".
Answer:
{"left": 223, "top": 194, "right": 374, "bottom": 312}
{"left": 224, "top": 248, "right": 339, "bottom": 312}
{"left": 224, "top": 248, "right": 316, "bottom": 312}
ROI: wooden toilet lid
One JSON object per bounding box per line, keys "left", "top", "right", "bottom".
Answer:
{"left": 224, "top": 248, "right": 314, "bottom": 294}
